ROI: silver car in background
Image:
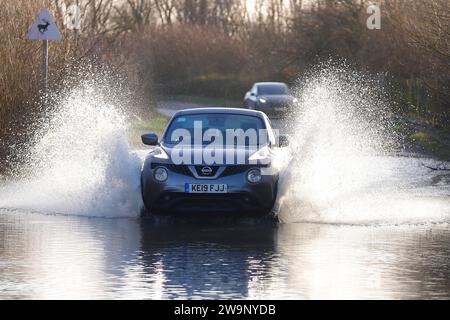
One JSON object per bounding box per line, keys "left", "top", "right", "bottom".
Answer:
{"left": 140, "top": 108, "right": 288, "bottom": 217}
{"left": 244, "top": 82, "right": 299, "bottom": 117}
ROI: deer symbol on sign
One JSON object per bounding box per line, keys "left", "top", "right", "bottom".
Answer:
{"left": 37, "top": 19, "right": 50, "bottom": 34}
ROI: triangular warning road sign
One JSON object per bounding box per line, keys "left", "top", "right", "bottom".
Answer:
{"left": 28, "top": 8, "right": 62, "bottom": 41}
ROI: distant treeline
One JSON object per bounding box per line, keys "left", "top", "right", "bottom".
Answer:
{"left": 1, "top": 0, "right": 449, "bottom": 148}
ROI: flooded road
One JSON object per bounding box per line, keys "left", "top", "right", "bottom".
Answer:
{"left": 1, "top": 67, "right": 450, "bottom": 299}
{"left": 1, "top": 211, "right": 449, "bottom": 299}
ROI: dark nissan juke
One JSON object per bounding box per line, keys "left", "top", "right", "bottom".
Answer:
{"left": 140, "top": 107, "right": 288, "bottom": 217}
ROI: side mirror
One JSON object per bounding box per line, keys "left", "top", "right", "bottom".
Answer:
{"left": 250, "top": 92, "right": 255, "bottom": 96}
{"left": 278, "top": 135, "right": 290, "bottom": 147}
{"left": 142, "top": 133, "right": 159, "bottom": 146}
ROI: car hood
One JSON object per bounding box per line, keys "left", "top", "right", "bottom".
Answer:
{"left": 260, "top": 94, "right": 294, "bottom": 103}
{"left": 159, "top": 144, "right": 272, "bottom": 166}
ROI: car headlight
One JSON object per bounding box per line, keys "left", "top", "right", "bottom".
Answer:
{"left": 154, "top": 167, "right": 168, "bottom": 182}
{"left": 248, "top": 146, "right": 271, "bottom": 165}
{"left": 247, "top": 168, "right": 262, "bottom": 183}
{"left": 259, "top": 98, "right": 267, "bottom": 104}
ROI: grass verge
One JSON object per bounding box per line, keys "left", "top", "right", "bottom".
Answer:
{"left": 161, "top": 95, "right": 241, "bottom": 107}
{"left": 128, "top": 114, "right": 169, "bottom": 148}
{"left": 409, "top": 131, "right": 450, "bottom": 159}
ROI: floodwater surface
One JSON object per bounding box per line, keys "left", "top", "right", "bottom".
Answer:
{"left": 0, "top": 212, "right": 449, "bottom": 299}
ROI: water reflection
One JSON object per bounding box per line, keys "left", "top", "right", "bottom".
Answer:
{"left": 138, "top": 221, "right": 277, "bottom": 299}
{"left": 0, "top": 212, "right": 142, "bottom": 299}
{"left": 0, "top": 211, "right": 449, "bottom": 299}
{"left": 274, "top": 224, "right": 450, "bottom": 299}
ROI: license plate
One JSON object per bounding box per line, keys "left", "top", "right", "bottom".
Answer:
{"left": 185, "top": 183, "right": 228, "bottom": 194}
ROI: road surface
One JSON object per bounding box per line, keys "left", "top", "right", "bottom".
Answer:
{"left": 0, "top": 100, "right": 449, "bottom": 299}
{"left": 156, "top": 100, "right": 289, "bottom": 134}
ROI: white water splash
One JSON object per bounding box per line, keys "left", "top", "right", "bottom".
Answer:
{"left": 0, "top": 81, "right": 143, "bottom": 217}
{"left": 1, "top": 64, "right": 449, "bottom": 223}
{"left": 276, "top": 64, "right": 450, "bottom": 225}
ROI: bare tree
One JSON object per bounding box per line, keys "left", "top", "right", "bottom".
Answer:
{"left": 112, "top": 0, "right": 155, "bottom": 33}
{"left": 155, "top": 0, "right": 179, "bottom": 25}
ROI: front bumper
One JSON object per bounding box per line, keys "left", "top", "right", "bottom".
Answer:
{"left": 141, "top": 166, "right": 278, "bottom": 215}
{"left": 256, "top": 103, "right": 291, "bottom": 117}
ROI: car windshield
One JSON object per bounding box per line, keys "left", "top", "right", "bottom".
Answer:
{"left": 163, "top": 113, "right": 267, "bottom": 146}
{"left": 258, "top": 84, "right": 289, "bottom": 95}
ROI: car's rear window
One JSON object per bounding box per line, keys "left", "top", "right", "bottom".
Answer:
{"left": 163, "top": 113, "right": 266, "bottom": 146}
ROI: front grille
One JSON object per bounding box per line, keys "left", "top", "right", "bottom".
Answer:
{"left": 264, "top": 102, "right": 290, "bottom": 111}
{"left": 154, "top": 192, "right": 260, "bottom": 212}
{"left": 194, "top": 165, "right": 220, "bottom": 177}
{"left": 151, "top": 163, "right": 268, "bottom": 178}
{"left": 221, "top": 165, "right": 252, "bottom": 177}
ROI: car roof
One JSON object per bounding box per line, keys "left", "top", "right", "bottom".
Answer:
{"left": 255, "top": 82, "right": 288, "bottom": 86}
{"left": 173, "top": 107, "right": 266, "bottom": 118}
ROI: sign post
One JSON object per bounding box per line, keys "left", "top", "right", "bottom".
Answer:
{"left": 42, "top": 40, "right": 49, "bottom": 94}
{"left": 27, "top": 8, "right": 62, "bottom": 97}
